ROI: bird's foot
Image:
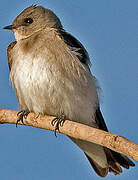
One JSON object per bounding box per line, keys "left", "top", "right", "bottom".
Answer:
{"left": 16, "top": 110, "right": 30, "bottom": 127}
{"left": 51, "top": 113, "right": 66, "bottom": 137}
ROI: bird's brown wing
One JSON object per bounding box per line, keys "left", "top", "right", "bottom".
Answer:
{"left": 57, "top": 29, "right": 91, "bottom": 70}
{"left": 7, "top": 41, "right": 17, "bottom": 70}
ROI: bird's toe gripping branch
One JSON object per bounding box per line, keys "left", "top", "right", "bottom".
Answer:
{"left": 16, "top": 110, "right": 30, "bottom": 127}
{"left": 51, "top": 113, "right": 66, "bottom": 137}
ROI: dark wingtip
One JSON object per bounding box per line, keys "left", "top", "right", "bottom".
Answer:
{"left": 111, "top": 151, "right": 135, "bottom": 169}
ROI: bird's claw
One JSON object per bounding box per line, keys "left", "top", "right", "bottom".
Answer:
{"left": 16, "top": 110, "right": 29, "bottom": 127}
{"left": 51, "top": 114, "right": 66, "bottom": 137}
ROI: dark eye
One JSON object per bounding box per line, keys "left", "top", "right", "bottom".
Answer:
{"left": 24, "top": 18, "right": 33, "bottom": 24}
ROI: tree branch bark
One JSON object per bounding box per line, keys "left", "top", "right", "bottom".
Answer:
{"left": 0, "top": 108, "right": 137, "bottom": 161}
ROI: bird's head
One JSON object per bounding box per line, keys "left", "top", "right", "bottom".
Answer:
{"left": 4, "top": 5, "right": 62, "bottom": 40}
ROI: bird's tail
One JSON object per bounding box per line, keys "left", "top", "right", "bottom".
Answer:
{"left": 69, "top": 137, "right": 135, "bottom": 177}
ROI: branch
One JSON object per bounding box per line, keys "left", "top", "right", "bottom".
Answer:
{"left": 0, "top": 109, "right": 137, "bottom": 161}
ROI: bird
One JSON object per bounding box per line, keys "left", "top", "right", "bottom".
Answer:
{"left": 4, "top": 5, "right": 135, "bottom": 177}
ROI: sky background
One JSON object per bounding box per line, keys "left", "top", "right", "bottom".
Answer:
{"left": 0, "top": 0, "right": 137, "bottom": 180}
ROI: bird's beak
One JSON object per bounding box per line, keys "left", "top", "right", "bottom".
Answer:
{"left": 3, "top": 25, "right": 13, "bottom": 30}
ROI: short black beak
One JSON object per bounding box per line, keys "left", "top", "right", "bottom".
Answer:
{"left": 3, "top": 25, "right": 13, "bottom": 30}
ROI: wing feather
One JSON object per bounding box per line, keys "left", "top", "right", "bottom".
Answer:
{"left": 7, "top": 41, "right": 17, "bottom": 70}
{"left": 58, "top": 29, "right": 91, "bottom": 69}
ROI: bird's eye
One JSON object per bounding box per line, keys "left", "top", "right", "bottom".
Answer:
{"left": 24, "top": 18, "right": 33, "bottom": 24}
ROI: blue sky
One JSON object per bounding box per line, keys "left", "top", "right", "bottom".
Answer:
{"left": 0, "top": 0, "right": 137, "bottom": 180}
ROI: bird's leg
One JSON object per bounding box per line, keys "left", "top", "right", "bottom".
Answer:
{"left": 51, "top": 113, "right": 66, "bottom": 137}
{"left": 16, "top": 110, "right": 30, "bottom": 127}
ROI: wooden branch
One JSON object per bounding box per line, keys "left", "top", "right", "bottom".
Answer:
{"left": 0, "top": 108, "right": 137, "bottom": 161}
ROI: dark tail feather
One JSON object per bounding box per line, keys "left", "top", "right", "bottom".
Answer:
{"left": 104, "top": 148, "right": 135, "bottom": 175}
{"left": 85, "top": 153, "right": 108, "bottom": 177}
{"left": 85, "top": 147, "right": 135, "bottom": 177}
{"left": 104, "top": 148, "right": 123, "bottom": 175}
{"left": 111, "top": 150, "right": 135, "bottom": 169}
{"left": 95, "top": 107, "right": 135, "bottom": 174}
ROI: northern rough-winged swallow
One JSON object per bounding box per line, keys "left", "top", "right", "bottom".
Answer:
{"left": 4, "top": 5, "right": 135, "bottom": 177}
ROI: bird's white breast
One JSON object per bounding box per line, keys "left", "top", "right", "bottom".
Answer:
{"left": 10, "top": 39, "right": 99, "bottom": 126}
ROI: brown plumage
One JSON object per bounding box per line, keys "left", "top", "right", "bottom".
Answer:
{"left": 5, "top": 5, "right": 135, "bottom": 177}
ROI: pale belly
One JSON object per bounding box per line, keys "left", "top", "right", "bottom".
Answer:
{"left": 10, "top": 55, "right": 98, "bottom": 126}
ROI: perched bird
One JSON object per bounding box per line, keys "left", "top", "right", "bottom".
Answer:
{"left": 4, "top": 5, "right": 135, "bottom": 177}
